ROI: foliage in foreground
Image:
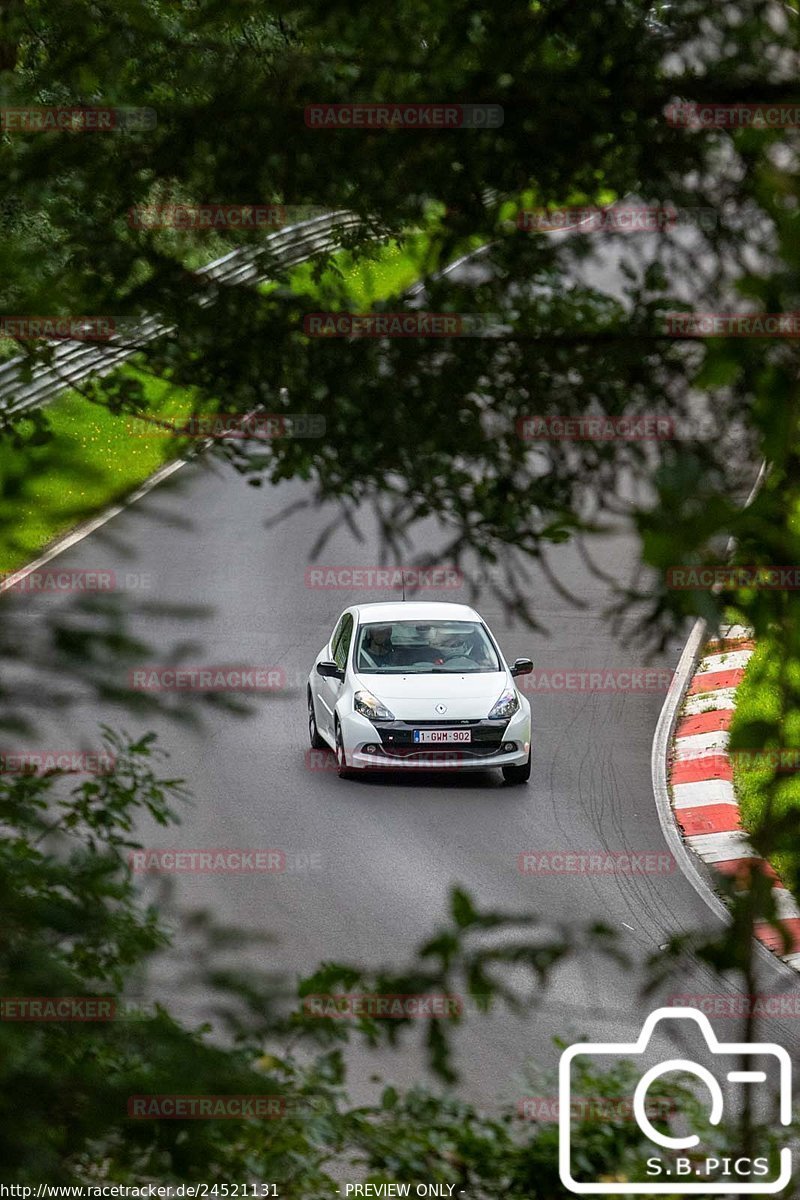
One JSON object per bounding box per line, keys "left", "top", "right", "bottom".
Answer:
{"left": 0, "top": 731, "right": 794, "bottom": 1194}
{"left": 1, "top": 0, "right": 799, "bottom": 645}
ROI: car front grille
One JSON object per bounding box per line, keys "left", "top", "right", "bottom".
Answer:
{"left": 372, "top": 719, "right": 509, "bottom": 756}
{"left": 376, "top": 742, "right": 505, "bottom": 760}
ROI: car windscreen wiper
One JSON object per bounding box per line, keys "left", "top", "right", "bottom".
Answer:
{"left": 428, "top": 666, "right": 485, "bottom": 673}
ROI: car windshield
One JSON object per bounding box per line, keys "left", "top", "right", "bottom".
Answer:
{"left": 355, "top": 620, "right": 501, "bottom": 673}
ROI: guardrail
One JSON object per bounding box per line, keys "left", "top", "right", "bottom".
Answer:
{"left": 0, "top": 210, "right": 364, "bottom": 421}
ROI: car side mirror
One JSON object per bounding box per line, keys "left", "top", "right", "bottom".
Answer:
{"left": 317, "top": 660, "right": 345, "bottom": 681}
{"left": 510, "top": 657, "right": 533, "bottom": 677}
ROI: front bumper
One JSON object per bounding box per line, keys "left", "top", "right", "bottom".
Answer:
{"left": 340, "top": 708, "right": 531, "bottom": 771}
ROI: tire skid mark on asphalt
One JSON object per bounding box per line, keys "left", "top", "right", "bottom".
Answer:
{"left": 595, "top": 748, "right": 667, "bottom": 945}
{"left": 526, "top": 672, "right": 656, "bottom": 1008}
{"left": 541, "top": 679, "right": 668, "bottom": 963}
{"left": 584, "top": 736, "right": 755, "bottom": 1014}
{"left": 561, "top": 672, "right": 701, "bottom": 960}
{"left": 582, "top": 742, "right": 670, "bottom": 955}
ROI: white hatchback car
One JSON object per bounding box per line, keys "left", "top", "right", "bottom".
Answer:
{"left": 307, "top": 601, "right": 533, "bottom": 783}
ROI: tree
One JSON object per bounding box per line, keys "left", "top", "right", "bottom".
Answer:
{"left": 1, "top": 0, "right": 797, "bottom": 639}
{"left": 1, "top": 0, "right": 800, "bottom": 1186}
{"left": 3, "top": 734, "right": 788, "bottom": 1191}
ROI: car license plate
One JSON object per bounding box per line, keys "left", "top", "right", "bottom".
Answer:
{"left": 413, "top": 729, "right": 472, "bottom": 743}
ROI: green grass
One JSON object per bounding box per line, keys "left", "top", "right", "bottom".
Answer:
{"left": 272, "top": 230, "right": 482, "bottom": 308}
{"left": 0, "top": 369, "right": 203, "bottom": 572}
{"left": 0, "top": 228, "right": 483, "bottom": 575}
{"left": 730, "top": 637, "right": 800, "bottom": 893}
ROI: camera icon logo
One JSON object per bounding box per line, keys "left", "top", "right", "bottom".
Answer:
{"left": 559, "top": 1007, "right": 791, "bottom": 1194}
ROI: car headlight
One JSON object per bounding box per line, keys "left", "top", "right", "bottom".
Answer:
{"left": 353, "top": 689, "right": 395, "bottom": 721}
{"left": 488, "top": 688, "right": 519, "bottom": 720}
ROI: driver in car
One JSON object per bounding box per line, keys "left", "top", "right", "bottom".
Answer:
{"left": 430, "top": 629, "right": 470, "bottom": 666}
{"left": 363, "top": 625, "right": 395, "bottom": 666}
{"left": 438, "top": 630, "right": 492, "bottom": 667}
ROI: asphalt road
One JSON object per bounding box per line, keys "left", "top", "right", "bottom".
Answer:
{"left": 10, "top": 452, "right": 794, "bottom": 1102}
{"left": 6, "top": 236, "right": 800, "bottom": 1115}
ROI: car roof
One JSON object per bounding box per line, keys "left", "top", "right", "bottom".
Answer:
{"left": 351, "top": 601, "right": 482, "bottom": 623}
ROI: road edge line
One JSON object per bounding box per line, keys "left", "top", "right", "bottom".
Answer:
{"left": 653, "top": 620, "right": 800, "bottom": 976}
{"left": 651, "top": 616, "right": 731, "bottom": 921}
{"left": 0, "top": 456, "right": 191, "bottom": 593}
{"left": 2, "top": 240, "right": 499, "bottom": 592}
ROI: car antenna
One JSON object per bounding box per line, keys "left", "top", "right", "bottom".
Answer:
{"left": 401, "top": 570, "right": 406, "bottom": 602}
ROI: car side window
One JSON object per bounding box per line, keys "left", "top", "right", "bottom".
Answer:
{"left": 333, "top": 614, "right": 354, "bottom": 670}
{"left": 329, "top": 613, "right": 347, "bottom": 657}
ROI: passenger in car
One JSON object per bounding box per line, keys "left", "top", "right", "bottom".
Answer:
{"left": 363, "top": 625, "right": 395, "bottom": 666}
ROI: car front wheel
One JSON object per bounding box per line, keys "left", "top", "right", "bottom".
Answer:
{"left": 335, "top": 721, "right": 354, "bottom": 779}
{"left": 308, "top": 690, "right": 326, "bottom": 750}
{"left": 502, "top": 745, "right": 531, "bottom": 785}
